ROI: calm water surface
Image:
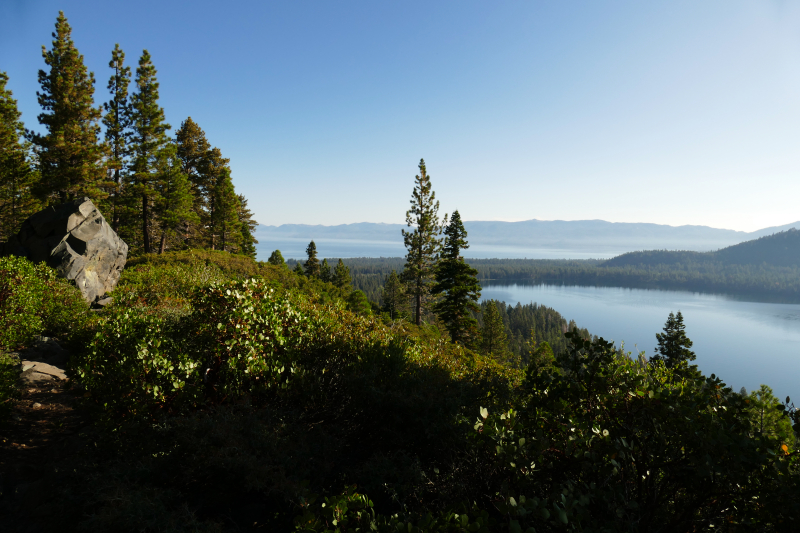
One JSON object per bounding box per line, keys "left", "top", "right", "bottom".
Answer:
{"left": 480, "top": 281, "right": 800, "bottom": 401}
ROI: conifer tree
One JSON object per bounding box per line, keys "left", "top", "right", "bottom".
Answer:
{"left": 481, "top": 300, "right": 509, "bottom": 360}
{"left": 320, "top": 258, "right": 332, "bottom": 282}
{"left": 304, "top": 240, "right": 320, "bottom": 277}
{"left": 152, "top": 143, "right": 198, "bottom": 253}
{"left": 236, "top": 194, "right": 258, "bottom": 258}
{"left": 432, "top": 210, "right": 481, "bottom": 346}
{"left": 402, "top": 158, "right": 443, "bottom": 326}
{"left": 382, "top": 269, "right": 404, "bottom": 320}
{"left": 102, "top": 44, "right": 131, "bottom": 230}
{"left": 268, "top": 249, "right": 285, "bottom": 267}
{"left": 31, "top": 12, "right": 107, "bottom": 203}
{"left": 333, "top": 259, "right": 351, "bottom": 290}
{"left": 127, "top": 49, "right": 171, "bottom": 253}
{"left": 210, "top": 168, "right": 240, "bottom": 252}
{"left": 0, "top": 72, "right": 39, "bottom": 241}
{"left": 293, "top": 262, "right": 305, "bottom": 276}
{"left": 651, "top": 311, "right": 696, "bottom": 369}
{"left": 175, "top": 117, "right": 222, "bottom": 244}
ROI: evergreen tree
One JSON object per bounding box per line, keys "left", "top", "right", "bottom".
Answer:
{"left": 30, "top": 12, "right": 107, "bottom": 203}
{"left": 102, "top": 44, "right": 131, "bottom": 230}
{"left": 432, "top": 210, "right": 481, "bottom": 346}
{"left": 319, "top": 258, "right": 332, "bottom": 282}
{"left": 268, "top": 249, "right": 285, "bottom": 267}
{"left": 127, "top": 49, "right": 171, "bottom": 253}
{"left": 304, "top": 240, "right": 320, "bottom": 277}
{"left": 347, "top": 290, "right": 371, "bottom": 316}
{"left": 651, "top": 311, "right": 696, "bottom": 370}
{"left": 382, "top": 269, "right": 404, "bottom": 320}
{"left": 401, "top": 158, "right": 443, "bottom": 326}
{"left": 481, "top": 300, "right": 509, "bottom": 361}
{"left": 175, "top": 117, "right": 226, "bottom": 245}
{"left": 333, "top": 259, "right": 351, "bottom": 290}
{"left": 293, "top": 262, "right": 305, "bottom": 276}
{"left": 152, "top": 143, "right": 198, "bottom": 253}
{"left": 236, "top": 193, "right": 258, "bottom": 258}
{"left": 210, "top": 168, "right": 240, "bottom": 252}
{"left": 0, "top": 72, "right": 39, "bottom": 241}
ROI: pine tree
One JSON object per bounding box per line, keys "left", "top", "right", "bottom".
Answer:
{"left": 236, "top": 194, "right": 258, "bottom": 258}
{"left": 304, "top": 240, "right": 320, "bottom": 277}
{"left": 0, "top": 72, "right": 39, "bottom": 241}
{"left": 210, "top": 168, "right": 240, "bottom": 252}
{"left": 175, "top": 117, "right": 224, "bottom": 245}
{"left": 481, "top": 300, "right": 509, "bottom": 360}
{"left": 293, "top": 262, "right": 305, "bottom": 276}
{"left": 333, "top": 259, "right": 351, "bottom": 290}
{"left": 268, "top": 249, "right": 285, "bottom": 267}
{"left": 432, "top": 210, "right": 481, "bottom": 346}
{"left": 31, "top": 12, "right": 107, "bottom": 203}
{"left": 651, "top": 311, "right": 696, "bottom": 369}
{"left": 152, "top": 143, "right": 198, "bottom": 253}
{"left": 319, "top": 258, "right": 332, "bottom": 282}
{"left": 401, "top": 158, "right": 443, "bottom": 326}
{"left": 382, "top": 269, "right": 404, "bottom": 320}
{"left": 127, "top": 49, "right": 171, "bottom": 253}
{"left": 102, "top": 44, "right": 131, "bottom": 230}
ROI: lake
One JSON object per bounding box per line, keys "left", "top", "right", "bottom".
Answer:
{"left": 480, "top": 281, "right": 800, "bottom": 402}
{"left": 255, "top": 238, "right": 620, "bottom": 261}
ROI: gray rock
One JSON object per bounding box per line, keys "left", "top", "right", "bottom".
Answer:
{"left": 0, "top": 197, "right": 128, "bottom": 302}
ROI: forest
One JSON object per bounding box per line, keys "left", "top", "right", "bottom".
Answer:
{"left": 1, "top": 11, "right": 800, "bottom": 533}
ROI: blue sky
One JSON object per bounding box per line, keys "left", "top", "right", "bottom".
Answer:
{"left": 2, "top": 1, "right": 800, "bottom": 231}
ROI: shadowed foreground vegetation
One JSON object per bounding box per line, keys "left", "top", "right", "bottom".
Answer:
{"left": 1, "top": 251, "right": 799, "bottom": 532}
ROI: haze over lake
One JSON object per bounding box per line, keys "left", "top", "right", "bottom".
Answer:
{"left": 480, "top": 281, "right": 800, "bottom": 402}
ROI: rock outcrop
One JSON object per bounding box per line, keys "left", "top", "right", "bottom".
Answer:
{"left": 0, "top": 198, "right": 128, "bottom": 302}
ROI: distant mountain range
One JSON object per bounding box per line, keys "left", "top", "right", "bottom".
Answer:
{"left": 255, "top": 219, "right": 800, "bottom": 257}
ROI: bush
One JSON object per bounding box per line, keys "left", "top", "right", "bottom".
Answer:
{"left": 0, "top": 255, "right": 88, "bottom": 349}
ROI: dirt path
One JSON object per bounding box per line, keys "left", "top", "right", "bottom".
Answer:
{"left": 0, "top": 377, "right": 90, "bottom": 532}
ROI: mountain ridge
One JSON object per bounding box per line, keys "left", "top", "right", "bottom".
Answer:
{"left": 254, "top": 219, "right": 800, "bottom": 254}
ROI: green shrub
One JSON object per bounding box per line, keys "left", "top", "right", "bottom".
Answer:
{"left": 0, "top": 255, "right": 88, "bottom": 349}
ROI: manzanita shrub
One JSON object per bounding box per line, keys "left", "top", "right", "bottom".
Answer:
{"left": 74, "top": 277, "right": 421, "bottom": 419}
{"left": 0, "top": 255, "right": 88, "bottom": 350}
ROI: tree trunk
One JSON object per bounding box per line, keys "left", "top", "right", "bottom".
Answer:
{"left": 142, "top": 194, "right": 151, "bottom": 253}
{"left": 415, "top": 279, "right": 422, "bottom": 326}
{"left": 159, "top": 231, "right": 166, "bottom": 254}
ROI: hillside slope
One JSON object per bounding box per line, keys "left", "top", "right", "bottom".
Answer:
{"left": 602, "top": 229, "right": 800, "bottom": 268}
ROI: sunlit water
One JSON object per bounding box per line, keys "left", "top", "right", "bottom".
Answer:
{"left": 255, "top": 238, "right": 619, "bottom": 260}
{"left": 480, "top": 281, "right": 800, "bottom": 401}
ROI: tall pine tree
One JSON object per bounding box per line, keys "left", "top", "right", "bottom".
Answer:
{"left": 481, "top": 300, "right": 510, "bottom": 362}
{"left": 651, "top": 311, "right": 698, "bottom": 378}
{"left": 0, "top": 72, "right": 39, "bottom": 241}
{"left": 210, "top": 168, "right": 240, "bottom": 252}
{"left": 304, "top": 240, "right": 320, "bottom": 277}
{"left": 382, "top": 269, "right": 404, "bottom": 320}
{"left": 127, "top": 49, "right": 171, "bottom": 253}
{"left": 102, "top": 43, "right": 131, "bottom": 231}
{"left": 432, "top": 210, "right": 481, "bottom": 346}
{"left": 236, "top": 193, "right": 258, "bottom": 258}
{"left": 401, "top": 158, "right": 443, "bottom": 326}
{"left": 31, "top": 12, "right": 107, "bottom": 203}
{"left": 153, "top": 143, "right": 198, "bottom": 253}
{"left": 333, "top": 259, "right": 351, "bottom": 289}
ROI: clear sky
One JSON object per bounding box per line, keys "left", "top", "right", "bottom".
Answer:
{"left": 2, "top": 1, "right": 799, "bottom": 231}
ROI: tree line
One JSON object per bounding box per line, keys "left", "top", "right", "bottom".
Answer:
{"left": 0, "top": 12, "right": 257, "bottom": 256}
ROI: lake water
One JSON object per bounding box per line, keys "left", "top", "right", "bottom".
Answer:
{"left": 480, "top": 281, "right": 800, "bottom": 401}
{"left": 255, "top": 238, "right": 619, "bottom": 261}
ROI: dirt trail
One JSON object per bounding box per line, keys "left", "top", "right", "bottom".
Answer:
{"left": 0, "top": 376, "right": 90, "bottom": 531}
